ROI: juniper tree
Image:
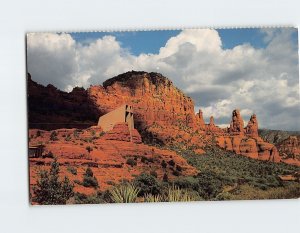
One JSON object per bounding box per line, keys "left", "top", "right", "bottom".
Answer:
{"left": 33, "top": 158, "right": 74, "bottom": 205}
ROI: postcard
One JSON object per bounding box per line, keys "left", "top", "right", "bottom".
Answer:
{"left": 26, "top": 28, "right": 300, "bottom": 205}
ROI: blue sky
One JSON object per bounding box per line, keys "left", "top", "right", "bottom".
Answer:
{"left": 70, "top": 28, "right": 298, "bottom": 55}
{"left": 71, "top": 30, "right": 181, "bottom": 55}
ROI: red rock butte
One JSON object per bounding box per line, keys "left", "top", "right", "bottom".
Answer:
{"left": 28, "top": 71, "right": 300, "bottom": 166}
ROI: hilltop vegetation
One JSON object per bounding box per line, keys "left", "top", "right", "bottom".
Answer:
{"left": 259, "top": 129, "right": 300, "bottom": 144}
{"left": 169, "top": 145, "right": 300, "bottom": 200}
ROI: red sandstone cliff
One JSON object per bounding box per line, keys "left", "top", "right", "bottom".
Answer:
{"left": 215, "top": 109, "right": 281, "bottom": 163}
{"left": 27, "top": 71, "right": 299, "bottom": 166}
{"left": 27, "top": 73, "right": 101, "bottom": 130}
{"left": 276, "top": 136, "right": 300, "bottom": 166}
{"left": 88, "top": 71, "right": 197, "bottom": 132}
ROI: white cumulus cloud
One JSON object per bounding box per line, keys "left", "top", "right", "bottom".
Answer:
{"left": 26, "top": 28, "right": 300, "bottom": 130}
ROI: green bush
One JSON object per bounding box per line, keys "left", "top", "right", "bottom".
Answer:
{"left": 195, "top": 171, "right": 223, "bottom": 199}
{"left": 173, "top": 176, "right": 199, "bottom": 190}
{"left": 172, "top": 170, "right": 180, "bottom": 176}
{"left": 50, "top": 131, "right": 58, "bottom": 141}
{"left": 163, "top": 173, "right": 169, "bottom": 182}
{"left": 67, "top": 166, "right": 77, "bottom": 175}
{"left": 106, "top": 180, "right": 115, "bottom": 186}
{"left": 126, "top": 158, "right": 137, "bottom": 167}
{"left": 161, "top": 160, "right": 167, "bottom": 168}
{"left": 141, "top": 156, "right": 154, "bottom": 163}
{"left": 42, "top": 151, "right": 54, "bottom": 158}
{"left": 74, "top": 190, "right": 112, "bottom": 204}
{"left": 133, "top": 173, "right": 161, "bottom": 196}
{"left": 176, "top": 165, "right": 182, "bottom": 172}
{"left": 82, "top": 167, "right": 99, "bottom": 188}
{"left": 168, "top": 160, "right": 175, "bottom": 167}
{"left": 73, "top": 129, "right": 81, "bottom": 139}
{"left": 65, "top": 134, "right": 71, "bottom": 141}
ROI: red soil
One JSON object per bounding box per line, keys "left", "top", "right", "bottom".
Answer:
{"left": 29, "top": 127, "right": 198, "bottom": 196}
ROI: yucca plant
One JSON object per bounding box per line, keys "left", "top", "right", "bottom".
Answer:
{"left": 144, "top": 193, "right": 163, "bottom": 202}
{"left": 110, "top": 183, "right": 140, "bottom": 203}
{"left": 166, "top": 185, "right": 197, "bottom": 202}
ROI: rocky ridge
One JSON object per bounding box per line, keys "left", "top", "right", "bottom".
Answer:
{"left": 28, "top": 71, "right": 299, "bottom": 165}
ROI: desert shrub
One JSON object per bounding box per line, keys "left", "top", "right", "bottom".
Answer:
{"left": 141, "top": 156, "right": 154, "bottom": 163}
{"left": 133, "top": 173, "right": 161, "bottom": 196}
{"left": 195, "top": 171, "right": 223, "bottom": 199}
{"left": 173, "top": 176, "right": 199, "bottom": 190}
{"left": 99, "top": 131, "right": 105, "bottom": 137}
{"left": 176, "top": 165, "right": 182, "bottom": 172}
{"left": 74, "top": 192, "right": 87, "bottom": 203}
{"left": 141, "top": 156, "right": 147, "bottom": 163}
{"left": 65, "top": 134, "right": 71, "bottom": 141}
{"left": 36, "top": 130, "right": 41, "bottom": 137}
{"left": 74, "top": 190, "right": 111, "bottom": 204}
{"left": 36, "top": 161, "right": 45, "bottom": 165}
{"left": 163, "top": 173, "right": 169, "bottom": 182}
{"left": 42, "top": 151, "right": 54, "bottom": 158}
{"left": 73, "top": 129, "right": 81, "bottom": 139}
{"left": 144, "top": 193, "right": 163, "bottom": 202}
{"left": 147, "top": 157, "right": 154, "bottom": 163}
{"left": 168, "top": 160, "right": 175, "bottom": 167}
{"left": 82, "top": 167, "right": 99, "bottom": 188}
{"left": 50, "top": 131, "right": 58, "bottom": 141}
{"left": 172, "top": 170, "right": 180, "bottom": 176}
{"left": 82, "top": 175, "right": 99, "bottom": 188}
{"left": 166, "top": 186, "right": 199, "bottom": 202}
{"left": 74, "top": 180, "right": 81, "bottom": 185}
{"left": 110, "top": 183, "right": 140, "bottom": 203}
{"left": 86, "top": 146, "right": 93, "bottom": 154}
{"left": 215, "top": 191, "right": 234, "bottom": 201}
{"left": 33, "top": 159, "right": 74, "bottom": 205}
{"left": 67, "top": 166, "right": 77, "bottom": 175}
{"left": 126, "top": 158, "right": 137, "bottom": 167}
{"left": 83, "top": 138, "right": 93, "bottom": 143}
{"left": 161, "top": 160, "right": 167, "bottom": 168}
{"left": 106, "top": 180, "right": 115, "bottom": 186}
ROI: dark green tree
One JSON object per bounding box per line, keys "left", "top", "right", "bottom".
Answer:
{"left": 82, "top": 167, "right": 99, "bottom": 188}
{"left": 33, "top": 158, "right": 74, "bottom": 205}
{"left": 133, "top": 173, "right": 161, "bottom": 196}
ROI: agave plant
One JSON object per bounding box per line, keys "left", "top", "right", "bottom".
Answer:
{"left": 144, "top": 193, "right": 163, "bottom": 202}
{"left": 166, "top": 186, "right": 197, "bottom": 202}
{"left": 110, "top": 183, "right": 140, "bottom": 203}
